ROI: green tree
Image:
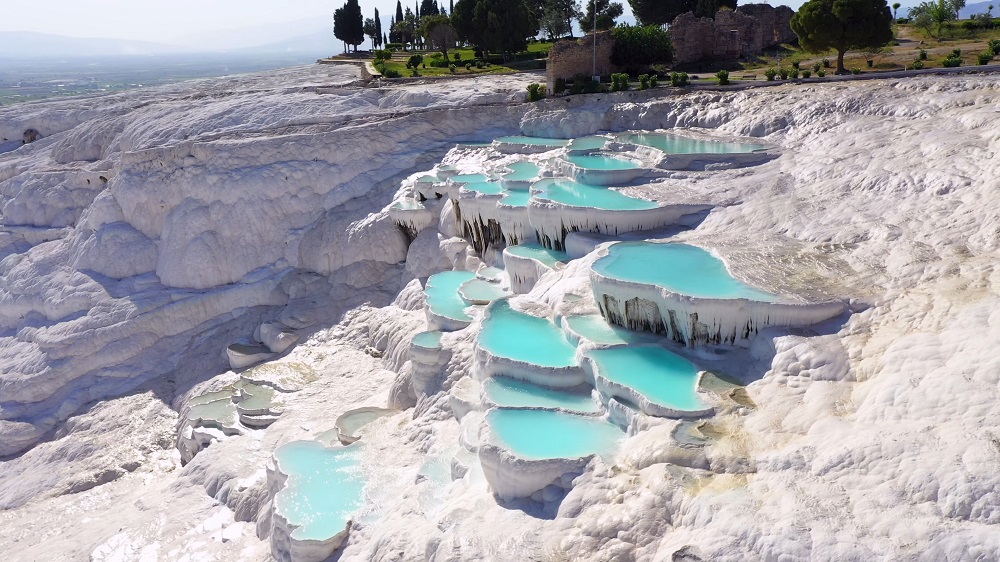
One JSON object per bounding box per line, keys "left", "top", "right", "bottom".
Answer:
{"left": 452, "top": 0, "right": 477, "bottom": 42}
{"left": 790, "top": 0, "right": 894, "bottom": 74}
{"left": 473, "top": 0, "right": 536, "bottom": 54}
{"left": 396, "top": 0, "right": 405, "bottom": 23}
{"left": 364, "top": 17, "right": 379, "bottom": 48}
{"left": 539, "top": 0, "right": 582, "bottom": 38}
{"left": 422, "top": 14, "right": 458, "bottom": 57}
{"left": 627, "top": 0, "right": 694, "bottom": 25}
{"left": 610, "top": 24, "right": 672, "bottom": 73}
{"left": 910, "top": 0, "right": 955, "bottom": 36}
{"left": 333, "top": 0, "right": 365, "bottom": 52}
{"left": 375, "top": 8, "right": 383, "bottom": 47}
{"left": 421, "top": 0, "right": 442, "bottom": 16}
{"left": 892, "top": 1, "right": 901, "bottom": 18}
{"left": 579, "top": 0, "right": 624, "bottom": 31}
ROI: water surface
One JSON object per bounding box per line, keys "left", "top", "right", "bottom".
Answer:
{"left": 587, "top": 346, "right": 707, "bottom": 411}
{"left": 533, "top": 178, "right": 658, "bottom": 210}
{"left": 487, "top": 408, "right": 623, "bottom": 460}
{"left": 425, "top": 271, "right": 477, "bottom": 321}
{"left": 479, "top": 300, "right": 576, "bottom": 368}
{"left": 484, "top": 377, "right": 599, "bottom": 413}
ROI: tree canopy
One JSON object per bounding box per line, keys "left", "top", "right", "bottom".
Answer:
{"left": 579, "top": 0, "right": 624, "bottom": 31}
{"left": 333, "top": 0, "right": 365, "bottom": 52}
{"left": 790, "top": 0, "right": 893, "bottom": 73}
{"left": 538, "top": 0, "right": 582, "bottom": 38}
{"left": 422, "top": 14, "right": 458, "bottom": 57}
{"left": 610, "top": 24, "right": 673, "bottom": 72}
{"left": 627, "top": 0, "right": 692, "bottom": 25}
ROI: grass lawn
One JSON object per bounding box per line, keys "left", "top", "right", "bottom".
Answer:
{"left": 374, "top": 41, "right": 551, "bottom": 78}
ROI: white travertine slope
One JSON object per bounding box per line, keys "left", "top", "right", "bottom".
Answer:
{"left": 0, "top": 65, "right": 998, "bottom": 562}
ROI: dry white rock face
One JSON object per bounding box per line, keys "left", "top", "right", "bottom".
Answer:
{"left": 1, "top": 64, "right": 999, "bottom": 562}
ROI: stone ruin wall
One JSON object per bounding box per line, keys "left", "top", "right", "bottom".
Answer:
{"left": 545, "top": 31, "right": 620, "bottom": 93}
{"left": 670, "top": 4, "right": 796, "bottom": 65}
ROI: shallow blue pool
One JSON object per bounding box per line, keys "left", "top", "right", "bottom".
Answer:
{"left": 533, "top": 178, "right": 658, "bottom": 210}
{"left": 459, "top": 278, "right": 508, "bottom": 303}
{"left": 450, "top": 173, "right": 489, "bottom": 183}
{"left": 487, "top": 408, "right": 624, "bottom": 460}
{"left": 273, "top": 441, "right": 366, "bottom": 541}
{"left": 592, "top": 242, "right": 779, "bottom": 301}
{"left": 586, "top": 346, "right": 707, "bottom": 411}
{"left": 412, "top": 330, "right": 443, "bottom": 349}
{"left": 568, "top": 136, "right": 609, "bottom": 151}
{"left": 496, "top": 136, "right": 569, "bottom": 147}
{"left": 425, "top": 271, "right": 477, "bottom": 321}
{"left": 567, "top": 153, "right": 639, "bottom": 171}
{"left": 502, "top": 161, "right": 540, "bottom": 182}
{"left": 563, "top": 314, "right": 650, "bottom": 345}
{"left": 499, "top": 190, "right": 531, "bottom": 207}
{"left": 505, "top": 243, "right": 568, "bottom": 268}
{"left": 461, "top": 180, "right": 504, "bottom": 195}
{"left": 484, "top": 377, "right": 599, "bottom": 413}
{"left": 618, "top": 133, "right": 765, "bottom": 154}
{"left": 479, "top": 300, "right": 576, "bottom": 368}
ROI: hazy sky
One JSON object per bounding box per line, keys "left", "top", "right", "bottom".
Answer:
{"left": 3, "top": 0, "right": 805, "bottom": 44}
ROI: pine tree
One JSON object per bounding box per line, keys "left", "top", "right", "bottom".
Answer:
{"left": 375, "top": 7, "right": 383, "bottom": 47}
{"left": 396, "top": 0, "right": 405, "bottom": 23}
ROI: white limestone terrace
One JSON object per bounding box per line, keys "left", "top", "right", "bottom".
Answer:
{"left": 0, "top": 66, "right": 998, "bottom": 562}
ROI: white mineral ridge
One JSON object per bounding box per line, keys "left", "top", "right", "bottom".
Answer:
{"left": 0, "top": 64, "right": 999, "bottom": 562}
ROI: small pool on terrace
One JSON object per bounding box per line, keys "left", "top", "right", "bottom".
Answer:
{"left": 568, "top": 136, "right": 609, "bottom": 151}
{"left": 460, "top": 180, "right": 504, "bottom": 195}
{"left": 586, "top": 346, "right": 707, "bottom": 412}
{"left": 533, "top": 178, "right": 658, "bottom": 210}
{"left": 505, "top": 243, "right": 568, "bottom": 268}
{"left": 425, "top": 271, "right": 477, "bottom": 322}
{"left": 563, "top": 314, "right": 651, "bottom": 345}
{"left": 496, "top": 136, "right": 569, "bottom": 147}
{"left": 502, "top": 161, "right": 540, "bottom": 182}
{"left": 273, "top": 441, "right": 366, "bottom": 541}
{"left": 592, "top": 242, "right": 780, "bottom": 301}
{"left": 483, "top": 377, "right": 600, "bottom": 413}
{"left": 499, "top": 191, "right": 531, "bottom": 207}
{"left": 450, "top": 173, "right": 489, "bottom": 183}
{"left": 459, "top": 278, "right": 508, "bottom": 303}
{"left": 567, "top": 154, "right": 639, "bottom": 171}
{"left": 412, "top": 330, "right": 443, "bottom": 349}
{"left": 618, "top": 133, "right": 765, "bottom": 154}
{"left": 487, "top": 408, "right": 624, "bottom": 460}
{"left": 479, "top": 300, "right": 576, "bottom": 368}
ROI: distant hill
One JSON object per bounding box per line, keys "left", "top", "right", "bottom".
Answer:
{"left": 237, "top": 31, "right": 337, "bottom": 58}
{"left": 0, "top": 31, "right": 182, "bottom": 59}
{"left": 959, "top": 1, "right": 995, "bottom": 18}
{"left": 177, "top": 18, "right": 334, "bottom": 53}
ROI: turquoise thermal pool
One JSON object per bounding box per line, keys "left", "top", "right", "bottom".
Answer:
{"left": 568, "top": 136, "right": 609, "bottom": 151}
{"left": 533, "top": 178, "right": 658, "bottom": 210}
{"left": 450, "top": 173, "right": 489, "bottom": 183}
{"left": 459, "top": 278, "right": 508, "bottom": 303}
{"left": 586, "top": 346, "right": 707, "bottom": 412}
{"left": 187, "top": 393, "right": 237, "bottom": 425}
{"left": 563, "top": 314, "right": 651, "bottom": 346}
{"left": 496, "top": 136, "right": 570, "bottom": 147}
{"left": 566, "top": 153, "right": 639, "bottom": 171}
{"left": 425, "top": 271, "right": 477, "bottom": 322}
{"left": 617, "top": 133, "right": 765, "bottom": 154}
{"left": 483, "top": 377, "right": 600, "bottom": 413}
{"left": 502, "top": 161, "right": 540, "bottom": 182}
{"left": 592, "top": 242, "right": 780, "bottom": 301}
{"left": 486, "top": 408, "right": 624, "bottom": 460}
{"left": 412, "top": 330, "right": 443, "bottom": 349}
{"left": 272, "top": 441, "right": 366, "bottom": 541}
{"left": 499, "top": 190, "right": 531, "bottom": 207}
{"left": 460, "top": 180, "right": 504, "bottom": 195}
{"left": 479, "top": 300, "right": 576, "bottom": 368}
{"left": 390, "top": 199, "right": 426, "bottom": 211}
{"left": 505, "top": 243, "right": 568, "bottom": 269}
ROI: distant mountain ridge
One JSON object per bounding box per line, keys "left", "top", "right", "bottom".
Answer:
{"left": 0, "top": 20, "right": 337, "bottom": 59}
{"left": 959, "top": 1, "right": 995, "bottom": 18}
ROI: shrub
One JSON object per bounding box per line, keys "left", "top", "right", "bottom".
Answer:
{"left": 649, "top": 74, "right": 658, "bottom": 87}
{"left": 429, "top": 56, "right": 450, "bottom": 68}
{"left": 386, "top": 42, "right": 404, "bottom": 51}
{"left": 638, "top": 74, "right": 650, "bottom": 90}
{"left": 989, "top": 39, "right": 1000, "bottom": 55}
{"left": 817, "top": 69, "right": 826, "bottom": 77}
{"left": 465, "top": 62, "right": 473, "bottom": 70}
{"left": 791, "top": 60, "right": 800, "bottom": 69}
{"left": 801, "top": 69, "right": 812, "bottom": 78}
{"left": 779, "top": 68, "right": 790, "bottom": 79}
{"left": 410, "top": 68, "right": 419, "bottom": 77}
{"left": 911, "top": 59, "right": 924, "bottom": 70}
{"left": 453, "top": 53, "right": 462, "bottom": 61}
{"left": 449, "top": 64, "right": 457, "bottom": 73}
{"left": 978, "top": 52, "right": 994, "bottom": 65}
{"left": 383, "top": 68, "right": 402, "bottom": 78}
{"left": 851, "top": 67, "right": 861, "bottom": 74}
{"left": 610, "top": 25, "right": 673, "bottom": 73}
{"left": 716, "top": 69, "right": 730, "bottom": 85}
{"left": 474, "top": 59, "right": 486, "bottom": 69}
{"left": 790, "top": 68, "right": 800, "bottom": 79}
{"left": 919, "top": 49, "right": 928, "bottom": 60}
{"left": 822, "top": 58, "right": 831, "bottom": 68}
{"left": 406, "top": 54, "right": 424, "bottom": 68}
{"left": 812, "top": 62, "right": 821, "bottom": 73}
{"left": 374, "top": 49, "right": 392, "bottom": 62}
{"left": 583, "top": 77, "right": 601, "bottom": 93}
{"left": 554, "top": 78, "right": 567, "bottom": 93}
{"left": 942, "top": 55, "right": 962, "bottom": 67}
{"left": 670, "top": 71, "right": 689, "bottom": 86}
{"left": 951, "top": 49, "right": 962, "bottom": 58}
{"left": 765, "top": 68, "right": 778, "bottom": 81}
{"left": 527, "top": 83, "right": 544, "bottom": 101}
{"left": 611, "top": 73, "right": 630, "bottom": 91}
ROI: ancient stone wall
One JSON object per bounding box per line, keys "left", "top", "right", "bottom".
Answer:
{"left": 670, "top": 4, "right": 795, "bottom": 65}
{"left": 545, "top": 32, "right": 620, "bottom": 93}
